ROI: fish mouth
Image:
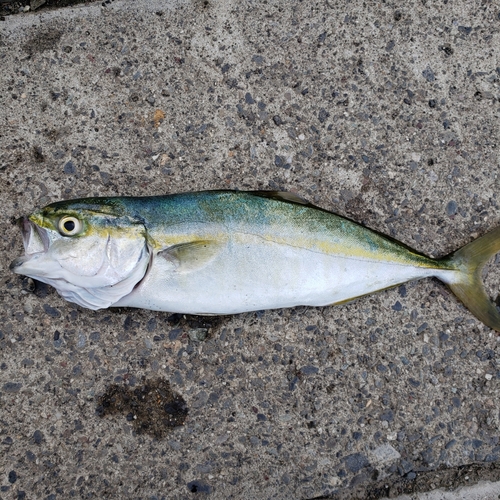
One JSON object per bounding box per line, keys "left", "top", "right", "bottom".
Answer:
{"left": 9, "top": 217, "right": 49, "bottom": 272}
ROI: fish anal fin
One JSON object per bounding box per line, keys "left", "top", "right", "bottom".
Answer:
{"left": 329, "top": 283, "right": 407, "bottom": 307}
{"left": 158, "top": 240, "right": 223, "bottom": 273}
{"left": 330, "top": 296, "right": 361, "bottom": 306}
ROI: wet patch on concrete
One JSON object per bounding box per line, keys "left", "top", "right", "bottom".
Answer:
{"left": 21, "top": 28, "right": 63, "bottom": 54}
{"left": 96, "top": 378, "right": 188, "bottom": 438}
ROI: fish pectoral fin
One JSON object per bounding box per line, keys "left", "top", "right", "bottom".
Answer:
{"left": 157, "top": 240, "right": 224, "bottom": 273}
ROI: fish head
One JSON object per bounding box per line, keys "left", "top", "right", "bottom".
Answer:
{"left": 10, "top": 198, "right": 151, "bottom": 310}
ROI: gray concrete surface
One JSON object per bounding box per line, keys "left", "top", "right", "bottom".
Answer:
{"left": 1, "top": 0, "right": 500, "bottom": 498}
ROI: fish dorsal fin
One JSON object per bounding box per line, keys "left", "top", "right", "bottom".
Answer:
{"left": 250, "top": 190, "right": 312, "bottom": 206}
{"left": 157, "top": 240, "right": 223, "bottom": 273}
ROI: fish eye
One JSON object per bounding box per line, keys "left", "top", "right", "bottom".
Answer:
{"left": 58, "top": 216, "right": 82, "bottom": 236}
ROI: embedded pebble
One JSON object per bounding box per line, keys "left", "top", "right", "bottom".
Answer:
{"left": 446, "top": 200, "right": 458, "bottom": 216}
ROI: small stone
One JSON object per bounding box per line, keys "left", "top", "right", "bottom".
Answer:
{"left": 188, "top": 328, "right": 208, "bottom": 342}
{"left": 192, "top": 390, "right": 209, "bottom": 408}
{"left": 33, "top": 430, "right": 43, "bottom": 444}
{"left": 485, "top": 373, "right": 493, "bottom": 380}
{"left": 421, "top": 447, "right": 434, "bottom": 464}
{"left": 445, "top": 439, "right": 457, "bottom": 449}
{"left": 245, "top": 92, "right": 255, "bottom": 104}
{"left": 380, "top": 409, "right": 394, "bottom": 422}
{"left": 399, "top": 459, "right": 413, "bottom": 475}
{"left": 23, "top": 302, "right": 33, "bottom": 314}
{"left": 318, "top": 108, "right": 330, "bottom": 123}
{"left": 77, "top": 332, "right": 86, "bottom": 348}
{"left": 8, "top": 470, "right": 17, "bottom": 484}
{"left": 63, "top": 161, "right": 76, "bottom": 174}
{"left": 446, "top": 200, "right": 457, "bottom": 216}
{"left": 273, "top": 115, "right": 283, "bottom": 126}
{"left": 300, "top": 365, "right": 319, "bottom": 375}
{"left": 371, "top": 443, "right": 400, "bottom": 464}
{"left": 2, "top": 382, "right": 22, "bottom": 393}
{"left": 408, "top": 378, "right": 421, "bottom": 388}
{"left": 344, "top": 453, "right": 369, "bottom": 473}
{"left": 168, "top": 329, "right": 182, "bottom": 341}
{"left": 417, "top": 322, "right": 428, "bottom": 334}
{"left": 422, "top": 66, "right": 435, "bottom": 82}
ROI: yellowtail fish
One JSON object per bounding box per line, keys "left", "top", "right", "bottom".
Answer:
{"left": 9, "top": 190, "right": 500, "bottom": 331}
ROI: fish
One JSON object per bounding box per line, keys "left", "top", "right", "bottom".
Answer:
{"left": 9, "top": 190, "right": 500, "bottom": 331}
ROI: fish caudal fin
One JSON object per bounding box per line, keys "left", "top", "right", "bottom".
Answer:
{"left": 443, "top": 226, "right": 500, "bottom": 332}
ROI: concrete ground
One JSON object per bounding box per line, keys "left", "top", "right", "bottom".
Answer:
{"left": 1, "top": 0, "right": 500, "bottom": 498}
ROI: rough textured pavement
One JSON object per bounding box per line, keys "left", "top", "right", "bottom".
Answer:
{"left": 1, "top": 1, "right": 500, "bottom": 498}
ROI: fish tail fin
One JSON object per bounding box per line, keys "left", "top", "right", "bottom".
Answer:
{"left": 443, "top": 227, "right": 500, "bottom": 332}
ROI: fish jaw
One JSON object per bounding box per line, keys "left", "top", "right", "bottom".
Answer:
{"left": 9, "top": 216, "right": 79, "bottom": 285}
{"left": 10, "top": 217, "right": 50, "bottom": 274}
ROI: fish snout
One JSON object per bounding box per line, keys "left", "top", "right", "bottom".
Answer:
{"left": 9, "top": 256, "right": 26, "bottom": 272}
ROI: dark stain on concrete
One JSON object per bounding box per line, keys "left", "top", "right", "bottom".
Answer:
{"left": 97, "top": 378, "right": 188, "bottom": 438}
{"left": 22, "top": 28, "right": 63, "bottom": 54}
